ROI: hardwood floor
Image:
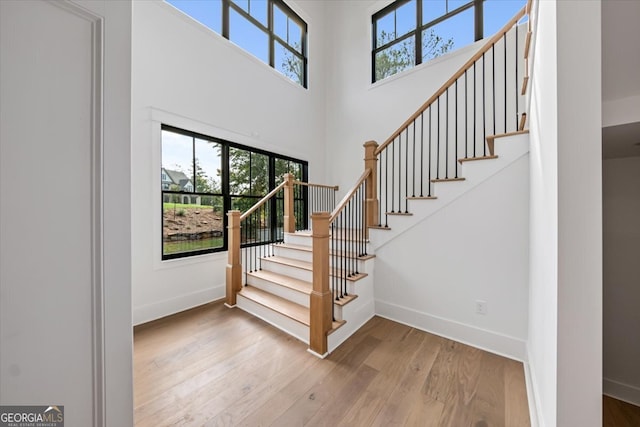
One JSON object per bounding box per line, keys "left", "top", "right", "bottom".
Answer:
{"left": 134, "top": 301, "right": 530, "bottom": 426}
{"left": 603, "top": 395, "right": 640, "bottom": 427}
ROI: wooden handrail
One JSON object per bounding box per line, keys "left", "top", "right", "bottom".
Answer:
{"left": 294, "top": 180, "right": 339, "bottom": 191}
{"left": 329, "top": 169, "right": 371, "bottom": 223}
{"left": 239, "top": 180, "right": 287, "bottom": 221}
{"left": 375, "top": 5, "right": 527, "bottom": 156}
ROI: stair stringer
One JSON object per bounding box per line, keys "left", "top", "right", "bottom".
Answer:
{"left": 328, "top": 260, "right": 376, "bottom": 353}
{"left": 369, "top": 132, "right": 530, "bottom": 250}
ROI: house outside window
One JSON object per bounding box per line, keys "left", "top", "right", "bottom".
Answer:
{"left": 372, "top": 0, "right": 525, "bottom": 82}
{"left": 166, "top": 0, "right": 308, "bottom": 87}
{"left": 161, "top": 125, "right": 307, "bottom": 260}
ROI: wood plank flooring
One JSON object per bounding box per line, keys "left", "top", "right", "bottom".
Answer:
{"left": 134, "top": 301, "right": 530, "bottom": 426}
{"left": 603, "top": 395, "right": 640, "bottom": 427}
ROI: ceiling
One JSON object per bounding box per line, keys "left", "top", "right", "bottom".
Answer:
{"left": 601, "top": 1, "right": 640, "bottom": 159}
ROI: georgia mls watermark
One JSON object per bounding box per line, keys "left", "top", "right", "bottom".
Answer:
{"left": 0, "top": 406, "right": 64, "bottom": 427}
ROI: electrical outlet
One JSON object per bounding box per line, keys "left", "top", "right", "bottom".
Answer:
{"left": 476, "top": 300, "right": 487, "bottom": 315}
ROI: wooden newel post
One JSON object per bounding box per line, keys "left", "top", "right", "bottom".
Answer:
{"left": 283, "top": 173, "right": 295, "bottom": 233}
{"left": 225, "top": 210, "right": 242, "bottom": 307}
{"left": 309, "top": 211, "right": 332, "bottom": 356}
{"left": 363, "top": 141, "right": 379, "bottom": 234}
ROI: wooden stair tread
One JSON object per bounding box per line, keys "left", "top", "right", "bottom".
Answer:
{"left": 486, "top": 129, "right": 529, "bottom": 155}
{"left": 327, "top": 319, "right": 346, "bottom": 336}
{"left": 524, "top": 31, "right": 532, "bottom": 59}
{"left": 239, "top": 286, "right": 309, "bottom": 326}
{"left": 291, "top": 230, "right": 370, "bottom": 242}
{"left": 386, "top": 211, "right": 413, "bottom": 216}
{"left": 369, "top": 225, "right": 391, "bottom": 230}
{"left": 333, "top": 293, "right": 358, "bottom": 307}
{"left": 431, "top": 177, "right": 466, "bottom": 183}
{"left": 264, "top": 256, "right": 369, "bottom": 282}
{"left": 277, "top": 243, "right": 375, "bottom": 260}
{"left": 458, "top": 155, "right": 498, "bottom": 164}
{"left": 406, "top": 196, "right": 437, "bottom": 200}
{"left": 519, "top": 112, "right": 527, "bottom": 131}
{"left": 521, "top": 76, "right": 529, "bottom": 95}
{"left": 247, "top": 270, "right": 311, "bottom": 295}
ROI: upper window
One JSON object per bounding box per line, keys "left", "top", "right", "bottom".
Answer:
{"left": 372, "top": 0, "right": 525, "bottom": 83}
{"left": 161, "top": 125, "right": 308, "bottom": 260}
{"left": 167, "top": 0, "right": 308, "bottom": 87}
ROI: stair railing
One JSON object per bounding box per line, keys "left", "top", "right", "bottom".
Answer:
{"left": 225, "top": 173, "right": 338, "bottom": 307}
{"left": 370, "top": 5, "right": 528, "bottom": 229}
{"left": 309, "top": 168, "right": 371, "bottom": 356}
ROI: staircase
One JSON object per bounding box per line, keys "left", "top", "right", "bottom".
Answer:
{"left": 236, "top": 230, "right": 376, "bottom": 355}
{"left": 226, "top": 2, "right": 533, "bottom": 358}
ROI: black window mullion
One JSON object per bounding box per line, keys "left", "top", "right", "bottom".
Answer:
{"left": 273, "top": 34, "right": 304, "bottom": 59}
{"left": 268, "top": 156, "right": 277, "bottom": 243}
{"left": 222, "top": 0, "right": 229, "bottom": 38}
{"left": 416, "top": 0, "right": 423, "bottom": 66}
{"left": 268, "top": 0, "right": 275, "bottom": 68}
{"left": 192, "top": 136, "right": 196, "bottom": 192}
{"left": 474, "top": 0, "right": 483, "bottom": 41}
{"left": 221, "top": 143, "right": 230, "bottom": 251}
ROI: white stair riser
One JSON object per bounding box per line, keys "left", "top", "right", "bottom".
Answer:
{"left": 260, "top": 259, "right": 367, "bottom": 287}
{"left": 260, "top": 259, "right": 313, "bottom": 282}
{"left": 237, "top": 294, "right": 309, "bottom": 344}
{"left": 272, "top": 248, "right": 369, "bottom": 274}
{"left": 284, "top": 233, "right": 372, "bottom": 253}
{"left": 272, "top": 246, "right": 312, "bottom": 262}
{"left": 244, "top": 276, "right": 310, "bottom": 307}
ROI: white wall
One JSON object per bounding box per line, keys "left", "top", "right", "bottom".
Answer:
{"left": 603, "top": 156, "right": 640, "bottom": 406}
{"left": 0, "top": 1, "right": 133, "bottom": 425}
{"left": 374, "top": 154, "right": 530, "bottom": 360}
{"left": 324, "top": 0, "right": 499, "bottom": 193}
{"left": 527, "top": 1, "right": 558, "bottom": 424}
{"left": 528, "top": 1, "right": 603, "bottom": 426}
{"left": 131, "top": 0, "right": 329, "bottom": 324}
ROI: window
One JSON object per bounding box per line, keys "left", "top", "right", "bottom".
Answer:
{"left": 161, "top": 125, "right": 307, "bottom": 260}
{"left": 166, "top": 0, "right": 308, "bottom": 87}
{"left": 372, "top": 0, "right": 525, "bottom": 82}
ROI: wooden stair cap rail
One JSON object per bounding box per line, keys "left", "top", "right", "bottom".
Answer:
{"left": 240, "top": 179, "right": 287, "bottom": 220}
{"left": 294, "top": 180, "right": 339, "bottom": 191}
{"left": 329, "top": 168, "right": 371, "bottom": 223}
{"left": 375, "top": 5, "right": 527, "bottom": 156}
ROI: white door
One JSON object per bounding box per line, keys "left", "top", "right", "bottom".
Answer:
{"left": 1, "top": 1, "right": 102, "bottom": 425}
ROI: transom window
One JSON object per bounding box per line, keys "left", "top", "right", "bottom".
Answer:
{"left": 166, "top": 0, "right": 308, "bottom": 87}
{"left": 161, "top": 125, "right": 307, "bottom": 260}
{"left": 372, "top": 0, "right": 525, "bottom": 82}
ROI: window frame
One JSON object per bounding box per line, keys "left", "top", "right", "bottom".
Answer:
{"left": 161, "top": 124, "right": 308, "bottom": 260}
{"left": 371, "top": 0, "right": 485, "bottom": 83}
{"left": 166, "top": 0, "right": 308, "bottom": 87}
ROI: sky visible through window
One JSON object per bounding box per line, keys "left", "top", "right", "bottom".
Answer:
{"left": 166, "top": 0, "right": 525, "bottom": 75}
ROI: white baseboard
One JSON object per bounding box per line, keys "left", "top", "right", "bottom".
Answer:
{"left": 133, "top": 285, "right": 224, "bottom": 325}
{"left": 374, "top": 300, "right": 527, "bottom": 361}
{"left": 603, "top": 377, "right": 640, "bottom": 407}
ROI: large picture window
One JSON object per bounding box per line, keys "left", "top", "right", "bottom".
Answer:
{"left": 372, "top": 0, "right": 525, "bottom": 82}
{"left": 166, "top": 0, "right": 308, "bottom": 87}
{"left": 161, "top": 125, "right": 307, "bottom": 260}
